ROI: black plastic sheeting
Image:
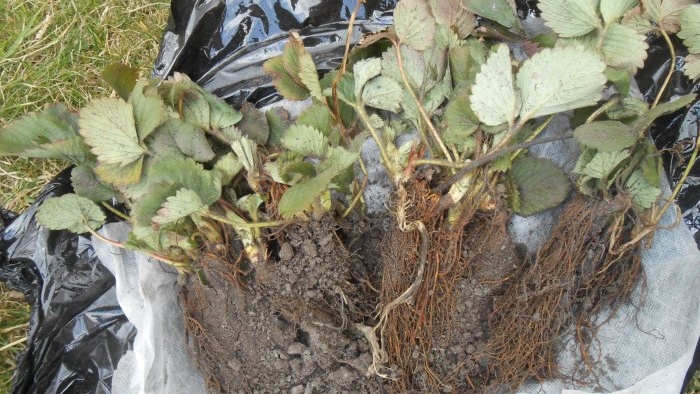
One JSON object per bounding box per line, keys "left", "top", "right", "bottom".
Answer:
{"left": 2, "top": 0, "right": 699, "bottom": 393}
{"left": 0, "top": 169, "right": 135, "bottom": 394}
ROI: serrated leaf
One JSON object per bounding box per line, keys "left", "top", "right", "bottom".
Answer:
{"left": 168, "top": 118, "right": 215, "bottom": 162}
{"left": 683, "top": 54, "right": 700, "bottom": 80}
{"left": 284, "top": 161, "right": 317, "bottom": 178}
{"left": 509, "top": 156, "right": 571, "bottom": 216}
{"left": 580, "top": 150, "right": 629, "bottom": 180}
{"left": 464, "top": 0, "right": 520, "bottom": 29}
{"left": 71, "top": 165, "right": 116, "bottom": 202}
{"left": 263, "top": 37, "right": 311, "bottom": 101}
{"left": 354, "top": 58, "right": 383, "bottom": 98}
{"left": 296, "top": 104, "right": 333, "bottom": 136}
{"left": 213, "top": 153, "right": 243, "bottom": 185}
{"left": 298, "top": 47, "right": 324, "bottom": 102}
{"left": 444, "top": 88, "right": 479, "bottom": 144}
{"left": 381, "top": 44, "right": 428, "bottom": 90}
{"left": 129, "top": 80, "right": 167, "bottom": 141}
{"left": 633, "top": 93, "right": 697, "bottom": 132}
{"left": 153, "top": 188, "right": 207, "bottom": 225}
{"left": 237, "top": 102, "right": 269, "bottom": 145}
{"left": 678, "top": 5, "right": 700, "bottom": 53}
{"left": 36, "top": 194, "right": 106, "bottom": 233}
{"left": 626, "top": 169, "right": 661, "bottom": 209}
{"left": 147, "top": 156, "right": 221, "bottom": 205}
{"left": 147, "top": 128, "right": 182, "bottom": 157}
{"left": 22, "top": 136, "right": 89, "bottom": 163}
{"left": 0, "top": 104, "right": 83, "bottom": 161}
{"left": 574, "top": 121, "right": 637, "bottom": 151}
{"left": 204, "top": 92, "right": 242, "bottom": 130}
{"left": 605, "top": 97, "right": 649, "bottom": 120}
{"left": 574, "top": 148, "right": 598, "bottom": 174}
{"left": 621, "top": 8, "right": 655, "bottom": 34}
{"left": 94, "top": 159, "right": 144, "bottom": 187}
{"left": 362, "top": 76, "right": 403, "bottom": 112}
{"left": 429, "top": 0, "right": 476, "bottom": 37}
{"left": 102, "top": 63, "right": 138, "bottom": 100}
{"left": 642, "top": 0, "right": 695, "bottom": 33}
{"left": 394, "top": 0, "right": 436, "bottom": 51}
{"left": 539, "top": 0, "right": 602, "bottom": 37}
{"left": 80, "top": 98, "right": 146, "bottom": 167}
{"left": 470, "top": 44, "right": 519, "bottom": 126}
{"left": 281, "top": 125, "right": 328, "bottom": 156}
{"left": 601, "top": 0, "right": 639, "bottom": 24}
{"left": 278, "top": 166, "right": 338, "bottom": 219}
{"left": 601, "top": 22, "right": 648, "bottom": 69}
{"left": 517, "top": 46, "right": 607, "bottom": 120}
{"left": 320, "top": 146, "right": 359, "bottom": 174}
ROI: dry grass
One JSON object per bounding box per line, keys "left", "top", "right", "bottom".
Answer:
{"left": 0, "top": 1, "right": 168, "bottom": 391}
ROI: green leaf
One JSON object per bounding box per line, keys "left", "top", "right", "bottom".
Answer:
{"left": 146, "top": 128, "right": 182, "bottom": 157}
{"left": 284, "top": 161, "right": 317, "bottom": 178}
{"left": 633, "top": 93, "right": 697, "bottom": 132}
{"left": 203, "top": 92, "right": 242, "bottom": 130}
{"left": 320, "top": 146, "right": 359, "bottom": 174}
{"left": 642, "top": 0, "right": 695, "bottom": 33}
{"left": 278, "top": 166, "right": 338, "bottom": 219}
{"left": 678, "top": 5, "right": 700, "bottom": 53}
{"left": 168, "top": 118, "right": 215, "bottom": 162}
{"left": 102, "top": 63, "right": 138, "bottom": 100}
{"left": 517, "top": 46, "right": 607, "bottom": 120}
{"left": 213, "top": 152, "right": 243, "bottom": 185}
{"left": 298, "top": 47, "right": 324, "bottom": 102}
{"left": 296, "top": 104, "right": 333, "bottom": 136}
{"left": 683, "top": 54, "right": 700, "bottom": 80}
{"left": 80, "top": 98, "right": 146, "bottom": 167}
{"left": 444, "top": 88, "right": 479, "bottom": 144}
{"left": 36, "top": 194, "right": 106, "bottom": 233}
{"left": 626, "top": 169, "right": 661, "bottom": 209}
{"left": 574, "top": 121, "right": 638, "bottom": 151}
{"left": 579, "top": 150, "right": 629, "bottom": 180}
{"left": 265, "top": 107, "right": 291, "bottom": 148}
{"left": 381, "top": 44, "right": 428, "bottom": 90}
{"left": 129, "top": 80, "right": 167, "bottom": 141}
{"left": 281, "top": 125, "right": 328, "bottom": 156}
{"left": 469, "top": 44, "right": 519, "bottom": 126}
{"left": 394, "top": 0, "right": 436, "bottom": 51}
{"left": 362, "top": 76, "right": 403, "bottom": 112}
{"left": 600, "top": 0, "right": 639, "bottom": 24}
{"left": 237, "top": 102, "right": 269, "bottom": 145}
{"left": 640, "top": 141, "right": 662, "bottom": 187}
{"left": 574, "top": 148, "right": 598, "bottom": 174}
{"left": 605, "top": 97, "right": 649, "bottom": 120}
{"left": 509, "top": 156, "right": 571, "bottom": 216}
{"left": 147, "top": 156, "right": 222, "bottom": 205}
{"left": 263, "top": 36, "right": 311, "bottom": 100}
{"left": 231, "top": 135, "right": 259, "bottom": 180}
{"left": 94, "top": 160, "right": 144, "bottom": 187}
{"left": 604, "top": 67, "right": 632, "bottom": 95}
{"left": 71, "top": 165, "right": 116, "bottom": 202}
{"left": 539, "top": 0, "right": 602, "bottom": 37}
{"left": 601, "top": 22, "right": 648, "bottom": 69}
{"left": 153, "top": 188, "right": 208, "bottom": 225}
{"left": 464, "top": 0, "right": 519, "bottom": 29}
{"left": 0, "top": 104, "right": 83, "bottom": 160}
{"left": 354, "top": 58, "right": 383, "bottom": 98}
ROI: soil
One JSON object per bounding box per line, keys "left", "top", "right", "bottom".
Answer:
{"left": 181, "top": 208, "right": 521, "bottom": 393}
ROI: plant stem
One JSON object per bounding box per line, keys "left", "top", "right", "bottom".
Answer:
{"left": 586, "top": 96, "right": 621, "bottom": 124}
{"left": 656, "top": 136, "right": 700, "bottom": 223}
{"left": 204, "top": 212, "right": 290, "bottom": 229}
{"left": 435, "top": 131, "right": 574, "bottom": 194}
{"left": 393, "top": 42, "right": 454, "bottom": 163}
{"left": 652, "top": 28, "right": 676, "bottom": 109}
{"left": 510, "top": 115, "right": 554, "bottom": 161}
{"left": 354, "top": 104, "right": 398, "bottom": 184}
{"left": 87, "top": 227, "right": 188, "bottom": 271}
{"left": 101, "top": 201, "right": 130, "bottom": 221}
{"left": 413, "top": 158, "right": 469, "bottom": 169}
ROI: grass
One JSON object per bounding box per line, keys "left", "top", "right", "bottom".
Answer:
{"left": 0, "top": 0, "right": 168, "bottom": 391}
{"left": 0, "top": 0, "right": 698, "bottom": 393}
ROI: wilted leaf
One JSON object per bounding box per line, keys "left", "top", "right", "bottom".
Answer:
{"left": 517, "top": 46, "right": 607, "bottom": 120}
{"left": 601, "top": 22, "right": 649, "bottom": 69}
{"left": 102, "top": 63, "right": 138, "bottom": 100}
{"left": 147, "top": 156, "right": 221, "bottom": 205}
{"left": 539, "top": 0, "right": 602, "bottom": 37}
{"left": 445, "top": 88, "right": 479, "bottom": 144}
{"left": 153, "top": 188, "right": 208, "bottom": 225}
{"left": 94, "top": 159, "right": 144, "bottom": 187}
{"left": 297, "top": 45, "right": 324, "bottom": 102}
{"left": 574, "top": 121, "right": 638, "bottom": 151}
{"left": 509, "top": 156, "right": 571, "bottom": 216}
{"left": 381, "top": 44, "right": 429, "bottom": 90}
{"left": 129, "top": 80, "right": 166, "bottom": 141}
{"left": 429, "top": 0, "right": 475, "bottom": 37}
{"left": 168, "top": 118, "right": 216, "bottom": 162}
{"left": 230, "top": 136, "right": 258, "bottom": 176}
{"left": 574, "top": 148, "right": 598, "bottom": 174}
{"left": 600, "top": 0, "right": 639, "bottom": 24}
{"left": 678, "top": 5, "right": 700, "bottom": 53}
{"left": 204, "top": 92, "right": 242, "bottom": 130}
{"left": 213, "top": 152, "right": 243, "bottom": 185}
{"left": 626, "top": 169, "right": 661, "bottom": 209}
{"left": 642, "top": 0, "right": 695, "bottom": 33}
{"left": 80, "top": 98, "right": 146, "bottom": 167}
{"left": 363, "top": 76, "right": 403, "bottom": 112}
{"left": 354, "top": 58, "right": 383, "bottom": 98}
{"left": 263, "top": 37, "right": 311, "bottom": 100}
{"left": 237, "top": 102, "right": 269, "bottom": 145}
{"left": 464, "top": 0, "right": 520, "bottom": 29}
{"left": 470, "top": 44, "right": 519, "bottom": 126}
{"left": 683, "top": 54, "right": 700, "bottom": 80}
{"left": 580, "top": 150, "right": 629, "bottom": 180}
{"left": 281, "top": 125, "right": 328, "bottom": 157}
{"left": 278, "top": 166, "right": 339, "bottom": 219}
{"left": 36, "top": 194, "right": 106, "bottom": 233}
{"left": 394, "top": 0, "right": 436, "bottom": 51}
{"left": 71, "top": 165, "right": 116, "bottom": 202}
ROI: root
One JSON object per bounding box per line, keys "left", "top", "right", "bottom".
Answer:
{"left": 486, "top": 195, "right": 646, "bottom": 389}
